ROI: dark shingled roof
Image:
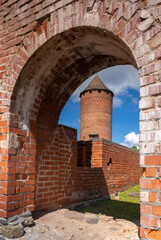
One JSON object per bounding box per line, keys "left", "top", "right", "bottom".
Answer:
{"left": 80, "top": 76, "right": 114, "bottom": 97}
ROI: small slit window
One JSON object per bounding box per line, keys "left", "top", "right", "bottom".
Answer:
{"left": 98, "top": 90, "right": 101, "bottom": 93}
{"left": 107, "top": 158, "right": 112, "bottom": 166}
{"left": 89, "top": 134, "right": 99, "bottom": 140}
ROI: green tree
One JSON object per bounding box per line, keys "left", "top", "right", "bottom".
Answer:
{"left": 131, "top": 146, "right": 139, "bottom": 152}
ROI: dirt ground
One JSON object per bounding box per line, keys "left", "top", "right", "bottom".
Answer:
{"left": 5, "top": 208, "right": 140, "bottom": 240}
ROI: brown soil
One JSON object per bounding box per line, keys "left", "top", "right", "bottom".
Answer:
{"left": 17, "top": 209, "right": 139, "bottom": 240}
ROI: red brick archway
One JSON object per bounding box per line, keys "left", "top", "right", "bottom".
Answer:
{"left": 1, "top": 0, "right": 161, "bottom": 239}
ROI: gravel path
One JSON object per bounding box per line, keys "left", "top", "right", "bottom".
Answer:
{"left": 3, "top": 209, "right": 139, "bottom": 240}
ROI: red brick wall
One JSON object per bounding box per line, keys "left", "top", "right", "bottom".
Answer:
{"left": 35, "top": 89, "right": 60, "bottom": 211}
{"left": 58, "top": 125, "right": 109, "bottom": 206}
{"left": 35, "top": 125, "right": 108, "bottom": 210}
{"left": 78, "top": 140, "right": 141, "bottom": 194}
{"left": 0, "top": 115, "right": 37, "bottom": 218}
{"left": 101, "top": 140, "right": 141, "bottom": 193}
{"left": 35, "top": 124, "right": 140, "bottom": 211}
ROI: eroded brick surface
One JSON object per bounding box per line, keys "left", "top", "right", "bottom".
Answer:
{"left": 78, "top": 139, "right": 141, "bottom": 192}
{"left": 0, "top": 0, "right": 161, "bottom": 238}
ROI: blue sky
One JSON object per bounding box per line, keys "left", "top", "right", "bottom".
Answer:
{"left": 59, "top": 65, "right": 140, "bottom": 148}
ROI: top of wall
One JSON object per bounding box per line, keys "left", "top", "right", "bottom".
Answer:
{"left": 78, "top": 138, "right": 139, "bottom": 154}
{"left": 58, "top": 124, "right": 77, "bottom": 134}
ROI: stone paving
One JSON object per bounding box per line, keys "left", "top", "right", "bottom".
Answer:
{"left": 3, "top": 209, "right": 139, "bottom": 240}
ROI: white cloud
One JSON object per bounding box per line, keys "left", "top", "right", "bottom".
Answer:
{"left": 102, "top": 65, "right": 140, "bottom": 96}
{"left": 113, "top": 97, "right": 122, "bottom": 108}
{"left": 71, "top": 95, "right": 80, "bottom": 103}
{"left": 131, "top": 97, "right": 139, "bottom": 105}
{"left": 70, "top": 65, "right": 140, "bottom": 104}
{"left": 121, "top": 142, "right": 129, "bottom": 147}
{"left": 121, "top": 131, "right": 139, "bottom": 148}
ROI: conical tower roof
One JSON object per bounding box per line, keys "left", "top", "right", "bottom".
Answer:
{"left": 80, "top": 76, "right": 114, "bottom": 97}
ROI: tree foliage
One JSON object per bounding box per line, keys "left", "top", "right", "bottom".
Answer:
{"left": 131, "top": 145, "right": 139, "bottom": 152}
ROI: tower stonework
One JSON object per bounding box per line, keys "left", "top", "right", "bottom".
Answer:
{"left": 80, "top": 76, "right": 113, "bottom": 141}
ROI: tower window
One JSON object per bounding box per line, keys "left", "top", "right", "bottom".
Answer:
{"left": 89, "top": 90, "right": 92, "bottom": 93}
{"left": 89, "top": 134, "right": 99, "bottom": 140}
{"left": 98, "top": 90, "right": 101, "bottom": 93}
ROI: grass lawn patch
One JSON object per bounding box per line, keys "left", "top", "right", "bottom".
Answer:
{"left": 116, "top": 184, "right": 140, "bottom": 204}
{"left": 75, "top": 185, "right": 140, "bottom": 221}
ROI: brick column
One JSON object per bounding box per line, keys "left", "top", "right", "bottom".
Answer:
{"left": 0, "top": 113, "right": 36, "bottom": 218}
{"left": 140, "top": 79, "right": 161, "bottom": 239}
{"left": 140, "top": 155, "right": 161, "bottom": 239}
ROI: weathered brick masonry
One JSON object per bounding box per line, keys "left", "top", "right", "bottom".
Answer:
{"left": 36, "top": 124, "right": 109, "bottom": 210}
{"left": 80, "top": 76, "right": 113, "bottom": 141}
{"left": 36, "top": 124, "right": 140, "bottom": 211}
{"left": 78, "top": 139, "right": 141, "bottom": 193}
{"left": 0, "top": 0, "right": 161, "bottom": 239}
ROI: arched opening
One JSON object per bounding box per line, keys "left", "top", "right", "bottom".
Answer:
{"left": 9, "top": 26, "right": 138, "bottom": 213}
{"left": 58, "top": 64, "right": 140, "bottom": 215}
{"left": 59, "top": 65, "right": 140, "bottom": 145}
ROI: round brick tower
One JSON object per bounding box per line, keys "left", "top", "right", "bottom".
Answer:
{"left": 80, "top": 76, "right": 114, "bottom": 141}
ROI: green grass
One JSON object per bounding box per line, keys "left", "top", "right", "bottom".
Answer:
{"left": 75, "top": 185, "right": 140, "bottom": 221}
{"left": 116, "top": 184, "right": 140, "bottom": 204}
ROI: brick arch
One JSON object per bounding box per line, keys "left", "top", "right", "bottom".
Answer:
{"left": 0, "top": 0, "right": 161, "bottom": 239}
{"left": 10, "top": 26, "right": 137, "bottom": 122}
{"left": 9, "top": 25, "right": 138, "bottom": 212}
